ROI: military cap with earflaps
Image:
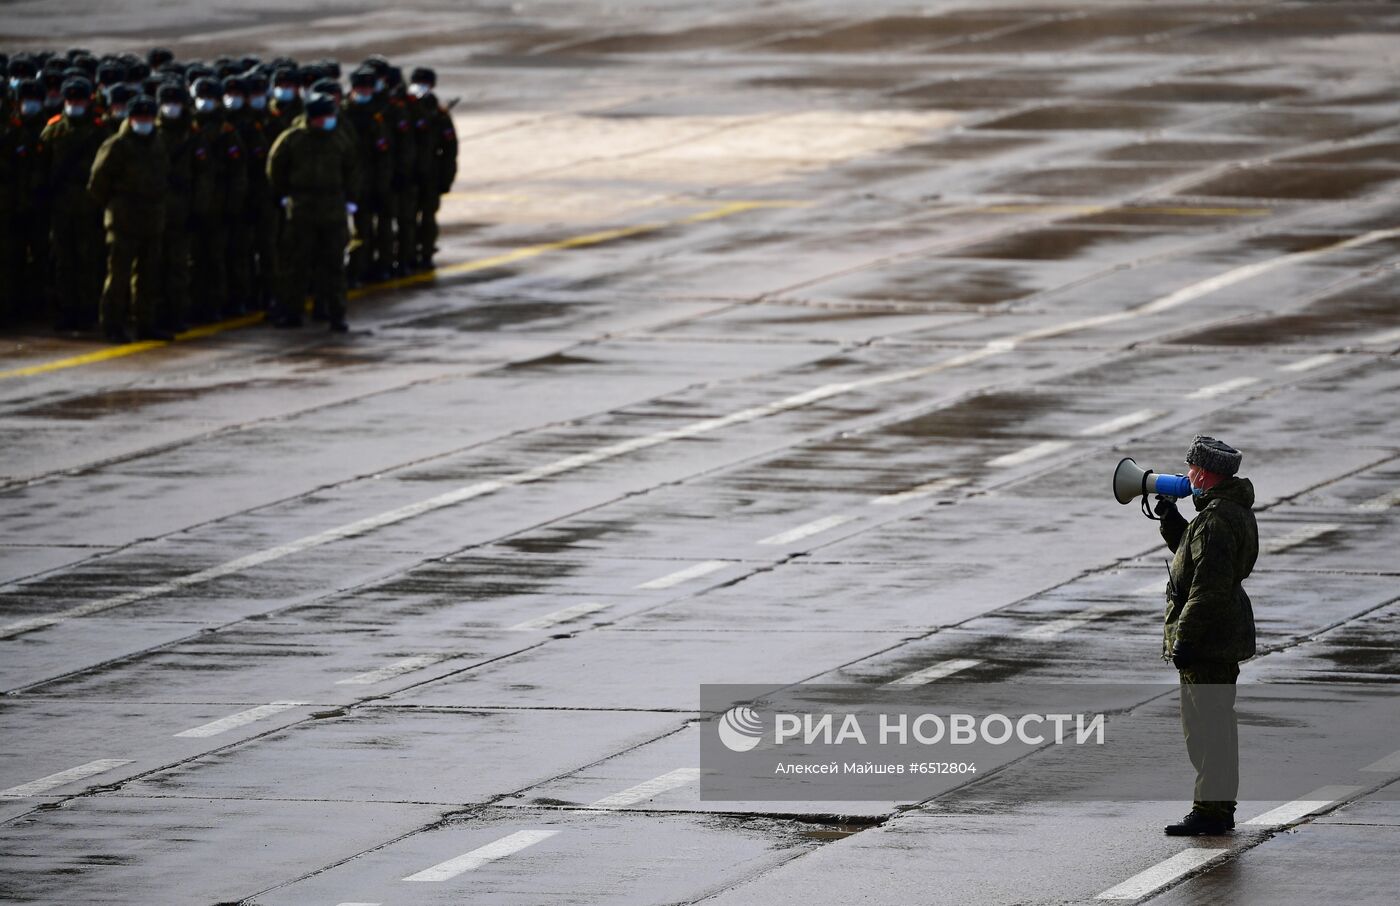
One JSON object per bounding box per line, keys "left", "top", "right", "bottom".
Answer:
{"left": 1185, "top": 436, "right": 1241, "bottom": 477}
{"left": 410, "top": 67, "right": 436, "bottom": 86}
{"left": 128, "top": 95, "right": 158, "bottom": 118}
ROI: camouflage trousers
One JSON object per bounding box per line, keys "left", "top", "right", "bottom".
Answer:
{"left": 1180, "top": 661, "right": 1240, "bottom": 818}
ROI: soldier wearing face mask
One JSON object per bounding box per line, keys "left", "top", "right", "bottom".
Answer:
{"left": 342, "top": 67, "right": 392, "bottom": 285}
{"left": 243, "top": 72, "right": 278, "bottom": 310}
{"left": 1, "top": 78, "right": 50, "bottom": 322}
{"left": 267, "top": 94, "right": 360, "bottom": 332}
{"left": 406, "top": 67, "right": 456, "bottom": 272}
{"left": 89, "top": 94, "right": 169, "bottom": 342}
{"left": 223, "top": 75, "right": 264, "bottom": 315}
{"left": 104, "top": 83, "right": 136, "bottom": 131}
{"left": 268, "top": 68, "right": 302, "bottom": 139}
{"left": 188, "top": 76, "right": 246, "bottom": 322}
{"left": 40, "top": 77, "right": 107, "bottom": 331}
{"left": 157, "top": 82, "right": 209, "bottom": 333}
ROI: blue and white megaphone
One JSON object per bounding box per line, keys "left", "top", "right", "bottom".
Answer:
{"left": 1114, "top": 457, "right": 1192, "bottom": 520}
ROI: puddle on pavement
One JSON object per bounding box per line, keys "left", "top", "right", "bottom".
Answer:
{"left": 975, "top": 103, "right": 1188, "bottom": 131}
{"left": 891, "top": 76, "right": 1067, "bottom": 109}
{"left": 1104, "top": 81, "right": 1306, "bottom": 104}
{"left": 398, "top": 299, "right": 576, "bottom": 332}
{"left": 945, "top": 227, "right": 1163, "bottom": 261}
{"left": 984, "top": 165, "right": 1192, "bottom": 197}
{"left": 1179, "top": 165, "right": 1400, "bottom": 200}
{"left": 895, "top": 133, "right": 1041, "bottom": 160}
{"left": 759, "top": 14, "right": 1027, "bottom": 53}
{"left": 881, "top": 390, "right": 1065, "bottom": 439}
{"left": 15, "top": 379, "right": 308, "bottom": 420}
{"left": 1203, "top": 109, "right": 1381, "bottom": 141}
{"left": 555, "top": 21, "right": 808, "bottom": 54}
{"left": 1097, "top": 139, "right": 1277, "bottom": 163}
{"left": 1281, "top": 142, "right": 1400, "bottom": 167}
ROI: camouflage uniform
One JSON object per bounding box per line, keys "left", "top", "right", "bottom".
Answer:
{"left": 89, "top": 117, "right": 169, "bottom": 339}
{"left": 191, "top": 94, "right": 246, "bottom": 321}
{"left": 157, "top": 97, "right": 210, "bottom": 330}
{"left": 40, "top": 101, "right": 107, "bottom": 329}
{"left": 410, "top": 81, "right": 456, "bottom": 270}
{"left": 341, "top": 74, "right": 393, "bottom": 283}
{"left": 267, "top": 107, "right": 360, "bottom": 328}
{"left": 1159, "top": 475, "right": 1257, "bottom": 821}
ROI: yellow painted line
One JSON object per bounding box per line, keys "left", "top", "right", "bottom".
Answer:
{"left": 0, "top": 200, "right": 799, "bottom": 382}
{"left": 978, "top": 203, "right": 1269, "bottom": 217}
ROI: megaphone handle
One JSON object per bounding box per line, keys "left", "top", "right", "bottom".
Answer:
{"left": 1140, "top": 470, "right": 1160, "bottom": 521}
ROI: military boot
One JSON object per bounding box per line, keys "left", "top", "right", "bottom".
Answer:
{"left": 1164, "top": 810, "right": 1232, "bottom": 836}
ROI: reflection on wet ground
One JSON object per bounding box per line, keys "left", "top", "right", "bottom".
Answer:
{"left": 2, "top": 1, "right": 1400, "bottom": 903}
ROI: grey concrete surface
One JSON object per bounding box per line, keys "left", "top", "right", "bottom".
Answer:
{"left": 2, "top": 1, "right": 1398, "bottom": 904}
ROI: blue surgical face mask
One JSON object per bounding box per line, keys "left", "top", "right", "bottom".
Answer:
{"left": 64, "top": 102, "right": 87, "bottom": 118}
{"left": 351, "top": 90, "right": 372, "bottom": 104}
{"left": 20, "top": 99, "right": 42, "bottom": 117}
{"left": 224, "top": 95, "right": 245, "bottom": 111}
{"left": 249, "top": 94, "right": 267, "bottom": 110}
{"left": 319, "top": 115, "right": 337, "bottom": 131}
{"left": 273, "top": 86, "right": 296, "bottom": 102}
{"left": 408, "top": 83, "right": 430, "bottom": 98}
{"left": 374, "top": 79, "right": 385, "bottom": 93}
{"left": 194, "top": 97, "right": 217, "bottom": 113}
{"left": 160, "top": 102, "right": 183, "bottom": 119}
{"left": 8, "top": 77, "right": 20, "bottom": 92}
{"left": 131, "top": 119, "right": 155, "bottom": 136}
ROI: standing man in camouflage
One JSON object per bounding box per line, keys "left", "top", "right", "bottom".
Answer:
{"left": 342, "top": 67, "right": 391, "bottom": 285}
{"left": 89, "top": 95, "right": 169, "bottom": 342}
{"left": 267, "top": 95, "right": 359, "bottom": 332}
{"left": 1153, "top": 435, "right": 1257, "bottom": 837}
{"left": 157, "top": 82, "right": 207, "bottom": 333}
{"left": 381, "top": 66, "right": 416, "bottom": 276}
{"left": 407, "top": 67, "right": 456, "bottom": 271}
{"left": 40, "top": 76, "right": 107, "bottom": 331}
{"left": 189, "top": 76, "right": 246, "bottom": 322}
{"left": 1, "top": 78, "right": 48, "bottom": 322}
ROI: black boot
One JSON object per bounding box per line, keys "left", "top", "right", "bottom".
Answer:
{"left": 1164, "top": 810, "right": 1232, "bottom": 836}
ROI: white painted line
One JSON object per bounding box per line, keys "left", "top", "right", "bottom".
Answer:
{"left": 1361, "top": 326, "right": 1400, "bottom": 346}
{"left": 885, "top": 658, "right": 982, "bottom": 686}
{"left": 1095, "top": 848, "right": 1230, "bottom": 901}
{"left": 1, "top": 347, "right": 1011, "bottom": 640}
{"left": 1263, "top": 522, "right": 1341, "bottom": 554}
{"left": 636, "top": 560, "right": 729, "bottom": 590}
{"left": 402, "top": 829, "right": 560, "bottom": 882}
{"left": 1243, "top": 785, "right": 1361, "bottom": 827}
{"left": 1279, "top": 354, "right": 1340, "bottom": 373}
{"left": 590, "top": 767, "right": 701, "bottom": 809}
{"left": 335, "top": 902, "right": 382, "bottom": 905}
{"left": 1361, "top": 748, "right": 1400, "bottom": 773}
{"left": 1017, "top": 604, "right": 1119, "bottom": 640}
{"left": 989, "top": 440, "right": 1072, "bottom": 468}
{"left": 336, "top": 655, "right": 444, "bottom": 686}
{"left": 1356, "top": 489, "right": 1400, "bottom": 512}
{"left": 1186, "top": 376, "right": 1258, "bottom": 400}
{"left": 1078, "top": 409, "right": 1161, "bottom": 437}
{"left": 173, "top": 701, "right": 306, "bottom": 738}
{"left": 869, "top": 477, "right": 968, "bottom": 506}
{"left": 757, "top": 514, "right": 856, "bottom": 546}
{"left": 0, "top": 759, "right": 133, "bottom": 799}
{"left": 507, "top": 602, "right": 610, "bottom": 631}
{"left": 9, "top": 231, "right": 1393, "bottom": 640}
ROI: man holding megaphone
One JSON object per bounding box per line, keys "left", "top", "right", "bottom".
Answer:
{"left": 1116, "top": 436, "right": 1258, "bottom": 836}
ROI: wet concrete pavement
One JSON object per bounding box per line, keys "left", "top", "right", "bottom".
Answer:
{"left": 2, "top": 1, "right": 1399, "bottom": 903}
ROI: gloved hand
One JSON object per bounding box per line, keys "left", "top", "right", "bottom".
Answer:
{"left": 1153, "top": 495, "right": 1180, "bottom": 519}
{"left": 1170, "top": 641, "right": 1194, "bottom": 671}
{"left": 346, "top": 201, "right": 358, "bottom": 215}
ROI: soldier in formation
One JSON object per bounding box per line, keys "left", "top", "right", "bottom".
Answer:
{"left": 0, "top": 48, "right": 459, "bottom": 340}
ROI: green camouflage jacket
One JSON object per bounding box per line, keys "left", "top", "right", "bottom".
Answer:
{"left": 1159, "top": 476, "right": 1258, "bottom": 664}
